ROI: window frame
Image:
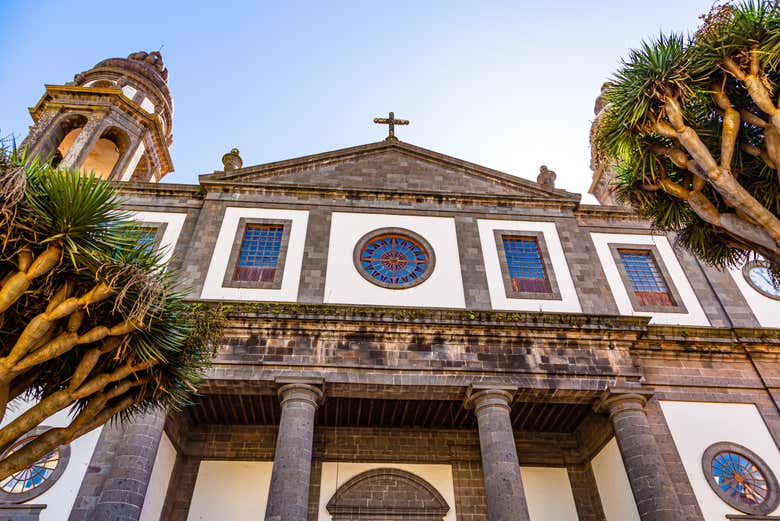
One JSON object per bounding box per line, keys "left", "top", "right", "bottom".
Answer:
{"left": 352, "top": 227, "right": 436, "bottom": 290}
{"left": 222, "top": 217, "right": 292, "bottom": 290}
{"left": 608, "top": 243, "right": 687, "bottom": 314}
{"left": 0, "top": 426, "right": 71, "bottom": 503}
{"left": 493, "top": 230, "right": 562, "bottom": 301}
{"left": 701, "top": 441, "right": 780, "bottom": 516}
{"left": 135, "top": 222, "right": 167, "bottom": 254}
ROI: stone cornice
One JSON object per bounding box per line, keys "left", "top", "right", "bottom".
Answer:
{"left": 194, "top": 301, "right": 780, "bottom": 354}
{"left": 115, "top": 181, "right": 204, "bottom": 198}
{"left": 206, "top": 301, "right": 649, "bottom": 333}
{"left": 30, "top": 85, "right": 173, "bottom": 175}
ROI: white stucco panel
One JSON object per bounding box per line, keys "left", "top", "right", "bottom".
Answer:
{"left": 591, "top": 438, "right": 641, "bottom": 521}
{"left": 519, "top": 467, "right": 579, "bottom": 521}
{"left": 660, "top": 401, "right": 780, "bottom": 520}
{"left": 139, "top": 432, "right": 177, "bottom": 521}
{"left": 323, "top": 212, "right": 465, "bottom": 308}
{"left": 318, "top": 462, "right": 457, "bottom": 521}
{"left": 121, "top": 84, "right": 137, "bottom": 98}
{"left": 200, "top": 207, "right": 309, "bottom": 302}
{"left": 478, "top": 219, "right": 581, "bottom": 312}
{"left": 0, "top": 399, "right": 102, "bottom": 521}
{"left": 140, "top": 97, "right": 156, "bottom": 113}
{"left": 187, "top": 460, "right": 273, "bottom": 521}
{"left": 130, "top": 211, "right": 187, "bottom": 265}
{"left": 728, "top": 267, "right": 780, "bottom": 327}
{"left": 590, "top": 233, "right": 709, "bottom": 326}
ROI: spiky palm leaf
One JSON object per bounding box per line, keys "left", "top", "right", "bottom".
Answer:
{"left": 593, "top": 0, "right": 780, "bottom": 279}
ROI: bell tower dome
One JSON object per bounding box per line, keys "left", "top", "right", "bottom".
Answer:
{"left": 23, "top": 51, "right": 174, "bottom": 182}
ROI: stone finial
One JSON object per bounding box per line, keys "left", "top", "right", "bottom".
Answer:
{"left": 537, "top": 165, "right": 556, "bottom": 188}
{"left": 221, "top": 148, "right": 243, "bottom": 171}
{"left": 128, "top": 51, "right": 168, "bottom": 80}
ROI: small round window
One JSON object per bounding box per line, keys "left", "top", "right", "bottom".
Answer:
{"left": 354, "top": 228, "right": 435, "bottom": 289}
{"left": 702, "top": 442, "right": 779, "bottom": 515}
{"left": 743, "top": 260, "right": 780, "bottom": 300}
{"left": 0, "top": 427, "right": 70, "bottom": 503}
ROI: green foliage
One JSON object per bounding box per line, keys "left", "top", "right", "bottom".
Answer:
{"left": 593, "top": 0, "right": 780, "bottom": 276}
{"left": 0, "top": 140, "right": 223, "bottom": 422}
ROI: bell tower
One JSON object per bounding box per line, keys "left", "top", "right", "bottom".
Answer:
{"left": 23, "top": 51, "right": 174, "bottom": 182}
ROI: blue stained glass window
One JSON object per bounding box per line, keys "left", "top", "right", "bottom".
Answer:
{"left": 502, "top": 237, "right": 550, "bottom": 293}
{"left": 137, "top": 227, "right": 158, "bottom": 254}
{"left": 234, "top": 224, "right": 283, "bottom": 282}
{"left": 618, "top": 249, "right": 674, "bottom": 306}
{"left": 711, "top": 451, "right": 768, "bottom": 507}
{"left": 359, "top": 233, "right": 430, "bottom": 287}
{"left": 0, "top": 435, "right": 61, "bottom": 495}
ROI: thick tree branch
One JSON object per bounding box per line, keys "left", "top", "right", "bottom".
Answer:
{"left": 0, "top": 358, "right": 158, "bottom": 454}
{"left": 712, "top": 84, "right": 740, "bottom": 170}
{"left": 0, "top": 245, "right": 61, "bottom": 314}
{"left": 0, "top": 282, "right": 113, "bottom": 374}
{"left": 656, "top": 97, "right": 780, "bottom": 249}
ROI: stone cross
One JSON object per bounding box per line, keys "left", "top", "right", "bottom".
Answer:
{"left": 373, "top": 112, "right": 409, "bottom": 140}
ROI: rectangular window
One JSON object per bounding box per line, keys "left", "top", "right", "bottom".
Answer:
{"left": 502, "top": 236, "right": 551, "bottom": 293}
{"left": 137, "top": 227, "right": 159, "bottom": 254}
{"left": 233, "top": 224, "right": 284, "bottom": 283}
{"left": 618, "top": 249, "right": 674, "bottom": 307}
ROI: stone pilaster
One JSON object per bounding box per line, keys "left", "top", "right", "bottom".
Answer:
{"left": 465, "top": 386, "right": 531, "bottom": 521}
{"left": 265, "top": 381, "right": 323, "bottom": 521}
{"left": 59, "top": 116, "right": 104, "bottom": 169}
{"left": 91, "top": 410, "right": 166, "bottom": 521}
{"left": 595, "top": 387, "right": 685, "bottom": 521}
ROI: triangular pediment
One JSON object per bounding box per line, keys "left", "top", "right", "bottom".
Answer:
{"left": 200, "top": 140, "right": 579, "bottom": 201}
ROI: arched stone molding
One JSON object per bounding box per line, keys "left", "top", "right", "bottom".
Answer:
{"left": 79, "top": 125, "right": 132, "bottom": 180}
{"left": 326, "top": 468, "right": 450, "bottom": 521}
{"left": 33, "top": 112, "right": 89, "bottom": 165}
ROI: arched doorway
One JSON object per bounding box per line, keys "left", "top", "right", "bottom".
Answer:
{"left": 326, "top": 468, "right": 449, "bottom": 521}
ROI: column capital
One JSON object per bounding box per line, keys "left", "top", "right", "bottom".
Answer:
{"left": 464, "top": 384, "right": 517, "bottom": 414}
{"left": 594, "top": 386, "right": 654, "bottom": 417}
{"left": 276, "top": 377, "right": 324, "bottom": 408}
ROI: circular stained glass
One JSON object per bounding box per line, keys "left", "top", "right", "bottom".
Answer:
{"left": 354, "top": 228, "right": 435, "bottom": 289}
{"left": 0, "top": 428, "right": 70, "bottom": 503}
{"left": 743, "top": 261, "right": 780, "bottom": 300}
{"left": 702, "top": 442, "right": 779, "bottom": 515}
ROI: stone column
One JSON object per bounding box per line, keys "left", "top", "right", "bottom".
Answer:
{"left": 92, "top": 410, "right": 166, "bottom": 521}
{"left": 466, "top": 386, "right": 531, "bottom": 521}
{"left": 59, "top": 116, "right": 104, "bottom": 169}
{"left": 265, "top": 382, "right": 323, "bottom": 521}
{"left": 595, "top": 387, "right": 684, "bottom": 521}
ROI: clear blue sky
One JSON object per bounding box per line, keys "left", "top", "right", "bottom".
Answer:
{"left": 2, "top": 0, "right": 712, "bottom": 198}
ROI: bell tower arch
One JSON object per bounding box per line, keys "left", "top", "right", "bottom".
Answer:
{"left": 23, "top": 51, "right": 174, "bottom": 182}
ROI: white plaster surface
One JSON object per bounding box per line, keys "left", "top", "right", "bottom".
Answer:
{"left": 318, "top": 462, "right": 457, "bottom": 521}
{"left": 139, "top": 432, "right": 176, "bottom": 521}
{"left": 478, "top": 219, "right": 582, "bottom": 312}
{"left": 130, "top": 211, "right": 187, "bottom": 265}
{"left": 200, "top": 207, "right": 309, "bottom": 302}
{"left": 187, "top": 460, "right": 273, "bottom": 521}
{"left": 140, "top": 97, "right": 155, "bottom": 113}
{"left": 728, "top": 266, "right": 780, "bottom": 328}
{"left": 121, "top": 85, "right": 137, "bottom": 99}
{"left": 660, "top": 401, "right": 780, "bottom": 520}
{"left": 519, "top": 467, "right": 579, "bottom": 521}
{"left": 591, "top": 438, "right": 641, "bottom": 521}
{"left": 323, "top": 213, "right": 465, "bottom": 308}
{"left": 590, "top": 233, "right": 709, "bottom": 325}
{"left": 0, "top": 399, "right": 102, "bottom": 521}
{"left": 120, "top": 140, "right": 146, "bottom": 181}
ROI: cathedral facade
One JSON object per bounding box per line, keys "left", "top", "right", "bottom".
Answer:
{"left": 3, "top": 52, "right": 780, "bottom": 521}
